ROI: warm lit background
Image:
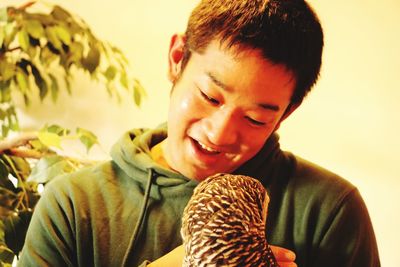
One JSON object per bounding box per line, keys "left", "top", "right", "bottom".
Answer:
{"left": 3, "top": 0, "right": 399, "bottom": 266}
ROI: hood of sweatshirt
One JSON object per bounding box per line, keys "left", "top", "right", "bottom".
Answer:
{"left": 111, "top": 123, "right": 291, "bottom": 193}
{"left": 110, "top": 123, "right": 199, "bottom": 201}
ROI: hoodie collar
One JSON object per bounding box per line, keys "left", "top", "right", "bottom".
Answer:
{"left": 111, "top": 123, "right": 285, "bottom": 190}
{"left": 110, "top": 124, "right": 197, "bottom": 189}
{"left": 233, "top": 131, "right": 287, "bottom": 186}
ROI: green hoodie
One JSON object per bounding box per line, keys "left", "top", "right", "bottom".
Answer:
{"left": 18, "top": 124, "right": 380, "bottom": 267}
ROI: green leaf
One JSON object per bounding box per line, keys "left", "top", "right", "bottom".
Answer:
{"left": 3, "top": 23, "right": 17, "bottom": 48}
{"left": 5, "top": 108, "right": 19, "bottom": 132}
{"left": 111, "top": 45, "right": 129, "bottom": 65}
{"left": 55, "top": 25, "right": 71, "bottom": 45}
{"left": 25, "top": 20, "right": 44, "bottom": 39}
{"left": 28, "top": 139, "right": 50, "bottom": 153}
{"left": 3, "top": 155, "right": 30, "bottom": 182}
{"left": 37, "top": 131, "right": 61, "bottom": 149}
{"left": 133, "top": 79, "right": 145, "bottom": 106}
{"left": 45, "top": 26, "right": 62, "bottom": 51}
{"left": 2, "top": 125, "right": 9, "bottom": 138}
{"left": 43, "top": 124, "right": 69, "bottom": 136}
{"left": 4, "top": 210, "right": 33, "bottom": 256}
{"left": 0, "top": 28, "right": 4, "bottom": 48}
{"left": 0, "top": 220, "right": 15, "bottom": 264}
{"left": 82, "top": 44, "right": 100, "bottom": 73}
{"left": 40, "top": 45, "right": 58, "bottom": 63}
{"left": 27, "top": 45, "right": 37, "bottom": 58}
{"left": 120, "top": 71, "right": 128, "bottom": 89}
{"left": 28, "top": 155, "right": 73, "bottom": 184}
{"left": 104, "top": 65, "right": 117, "bottom": 81}
{"left": 22, "top": 94, "right": 30, "bottom": 107}
{"left": 0, "top": 159, "right": 15, "bottom": 192}
{"left": 0, "top": 160, "right": 9, "bottom": 180}
{"left": 51, "top": 5, "right": 72, "bottom": 21}
{"left": 0, "top": 60, "right": 16, "bottom": 82}
{"left": 0, "top": 7, "right": 7, "bottom": 23}
{"left": 48, "top": 74, "right": 59, "bottom": 102}
{"left": 15, "top": 71, "right": 29, "bottom": 93}
{"left": 0, "top": 108, "right": 5, "bottom": 120}
{"left": 68, "top": 42, "right": 84, "bottom": 64}
{"left": 30, "top": 64, "right": 48, "bottom": 100}
{"left": 76, "top": 128, "right": 98, "bottom": 152}
{"left": 133, "top": 86, "right": 141, "bottom": 106}
{"left": 0, "top": 81, "right": 12, "bottom": 103}
{"left": 0, "top": 109, "right": 5, "bottom": 120}
{"left": 17, "top": 30, "right": 30, "bottom": 52}
{"left": 66, "top": 78, "right": 72, "bottom": 95}
{"left": 23, "top": 13, "right": 53, "bottom": 27}
{"left": 0, "top": 188, "right": 17, "bottom": 218}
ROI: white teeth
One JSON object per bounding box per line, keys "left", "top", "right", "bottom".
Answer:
{"left": 198, "top": 141, "right": 219, "bottom": 153}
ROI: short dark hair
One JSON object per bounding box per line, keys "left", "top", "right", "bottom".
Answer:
{"left": 182, "top": 0, "right": 324, "bottom": 105}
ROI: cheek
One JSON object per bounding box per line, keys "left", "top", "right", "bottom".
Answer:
{"left": 170, "top": 89, "right": 204, "bottom": 121}
{"left": 168, "top": 90, "right": 202, "bottom": 136}
{"left": 240, "top": 128, "right": 274, "bottom": 154}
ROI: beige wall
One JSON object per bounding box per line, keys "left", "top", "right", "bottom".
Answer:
{"left": 3, "top": 0, "right": 399, "bottom": 265}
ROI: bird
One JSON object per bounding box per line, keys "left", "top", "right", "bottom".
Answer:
{"left": 181, "top": 173, "right": 279, "bottom": 267}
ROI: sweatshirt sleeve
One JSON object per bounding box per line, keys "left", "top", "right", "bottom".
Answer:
{"left": 18, "top": 179, "right": 77, "bottom": 267}
{"left": 313, "top": 188, "right": 380, "bottom": 267}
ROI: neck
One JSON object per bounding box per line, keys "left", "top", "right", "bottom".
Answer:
{"left": 150, "top": 139, "right": 173, "bottom": 170}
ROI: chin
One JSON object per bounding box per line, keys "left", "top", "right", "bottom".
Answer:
{"left": 192, "top": 167, "right": 236, "bottom": 182}
{"left": 188, "top": 170, "right": 216, "bottom": 182}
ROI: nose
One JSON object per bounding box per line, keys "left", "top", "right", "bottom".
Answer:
{"left": 203, "top": 107, "right": 238, "bottom": 146}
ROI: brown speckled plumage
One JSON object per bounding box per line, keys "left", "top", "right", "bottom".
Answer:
{"left": 181, "top": 173, "right": 279, "bottom": 267}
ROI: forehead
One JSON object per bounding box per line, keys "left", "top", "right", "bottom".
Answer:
{"left": 190, "top": 40, "right": 295, "bottom": 104}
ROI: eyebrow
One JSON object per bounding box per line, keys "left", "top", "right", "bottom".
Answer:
{"left": 207, "top": 71, "right": 229, "bottom": 91}
{"left": 206, "top": 71, "right": 280, "bottom": 112}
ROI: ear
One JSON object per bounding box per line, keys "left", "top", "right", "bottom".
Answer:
{"left": 274, "top": 102, "right": 300, "bottom": 131}
{"left": 168, "top": 34, "right": 186, "bottom": 83}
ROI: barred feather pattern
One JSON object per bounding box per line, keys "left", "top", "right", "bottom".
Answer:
{"left": 181, "top": 173, "right": 279, "bottom": 267}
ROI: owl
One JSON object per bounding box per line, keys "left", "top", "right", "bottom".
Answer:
{"left": 181, "top": 173, "right": 279, "bottom": 267}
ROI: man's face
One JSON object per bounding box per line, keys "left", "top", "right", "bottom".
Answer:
{"left": 164, "top": 37, "right": 296, "bottom": 181}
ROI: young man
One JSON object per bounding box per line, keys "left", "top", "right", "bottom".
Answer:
{"left": 19, "top": 0, "right": 380, "bottom": 266}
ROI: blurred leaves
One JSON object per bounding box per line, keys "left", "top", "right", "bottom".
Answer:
{"left": 0, "top": 1, "right": 145, "bottom": 138}
{"left": 76, "top": 127, "right": 98, "bottom": 152}
{"left": 28, "top": 155, "right": 73, "bottom": 184}
{"left": 37, "top": 131, "right": 61, "bottom": 149}
{"left": 0, "top": 124, "right": 98, "bottom": 263}
{"left": 0, "top": 1, "right": 143, "bottom": 264}
{"left": 0, "top": 220, "right": 14, "bottom": 266}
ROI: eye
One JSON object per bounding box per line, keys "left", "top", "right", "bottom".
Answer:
{"left": 245, "top": 116, "right": 266, "bottom": 126}
{"left": 199, "top": 89, "right": 219, "bottom": 105}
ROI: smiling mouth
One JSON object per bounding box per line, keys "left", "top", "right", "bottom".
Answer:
{"left": 192, "top": 139, "right": 220, "bottom": 155}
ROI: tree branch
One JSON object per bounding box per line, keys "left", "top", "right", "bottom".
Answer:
{"left": 0, "top": 132, "right": 38, "bottom": 153}
{"left": 5, "top": 148, "right": 44, "bottom": 159}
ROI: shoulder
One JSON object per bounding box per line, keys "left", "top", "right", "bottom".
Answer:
{"left": 37, "top": 159, "right": 141, "bottom": 224}
{"left": 42, "top": 160, "right": 120, "bottom": 204}
{"left": 270, "top": 154, "right": 380, "bottom": 266}
{"left": 47, "top": 160, "right": 114, "bottom": 186}
{"left": 276, "top": 153, "right": 366, "bottom": 219}
{"left": 288, "top": 153, "right": 356, "bottom": 197}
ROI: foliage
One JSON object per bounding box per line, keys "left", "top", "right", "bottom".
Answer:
{"left": 0, "top": 1, "right": 146, "bottom": 137}
{"left": 0, "top": 1, "right": 146, "bottom": 264}
{"left": 0, "top": 124, "right": 99, "bottom": 265}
